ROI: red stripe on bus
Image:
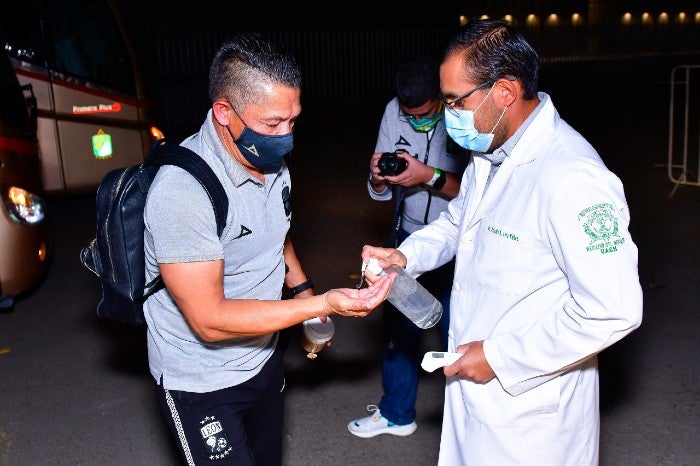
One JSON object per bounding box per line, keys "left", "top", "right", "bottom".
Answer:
{"left": 0, "top": 135, "right": 37, "bottom": 156}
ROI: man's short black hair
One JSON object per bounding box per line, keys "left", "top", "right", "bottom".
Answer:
{"left": 395, "top": 56, "right": 440, "bottom": 109}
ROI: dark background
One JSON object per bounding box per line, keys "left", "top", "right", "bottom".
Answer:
{"left": 112, "top": 0, "right": 700, "bottom": 142}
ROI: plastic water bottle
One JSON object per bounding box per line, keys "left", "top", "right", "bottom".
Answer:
{"left": 364, "top": 259, "right": 443, "bottom": 329}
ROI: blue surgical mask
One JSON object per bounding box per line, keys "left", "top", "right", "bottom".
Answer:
{"left": 444, "top": 84, "right": 505, "bottom": 153}
{"left": 227, "top": 103, "right": 294, "bottom": 172}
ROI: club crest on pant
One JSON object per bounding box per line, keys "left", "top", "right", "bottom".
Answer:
{"left": 200, "top": 415, "right": 232, "bottom": 460}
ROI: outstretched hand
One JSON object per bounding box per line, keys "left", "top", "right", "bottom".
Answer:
{"left": 323, "top": 274, "right": 394, "bottom": 317}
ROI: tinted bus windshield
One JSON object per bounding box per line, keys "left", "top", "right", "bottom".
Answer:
{"left": 0, "top": 52, "right": 31, "bottom": 136}
{"left": 2, "top": 0, "right": 136, "bottom": 95}
{"left": 2, "top": 0, "right": 159, "bottom": 194}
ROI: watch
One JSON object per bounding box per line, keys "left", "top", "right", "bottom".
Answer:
{"left": 289, "top": 278, "right": 314, "bottom": 296}
{"left": 426, "top": 168, "right": 446, "bottom": 190}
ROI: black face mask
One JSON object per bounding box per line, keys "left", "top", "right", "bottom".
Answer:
{"left": 227, "top": 103, "right": 294, "bottom": 172}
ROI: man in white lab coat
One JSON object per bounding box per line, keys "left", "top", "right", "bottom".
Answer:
{"left": 361, "top": 19, "right": 643, "bottom": 465}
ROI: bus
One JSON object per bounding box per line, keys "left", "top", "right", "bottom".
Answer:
{"left": 1, "top": 0, "right": 163, "bottom": 195}
{"left": 0, "top": 48, "right": 50, "bottom": 308}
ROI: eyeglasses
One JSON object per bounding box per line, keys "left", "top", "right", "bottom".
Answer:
{"left": 399, "top": 100, "right": 440, "bottom": 121}
{"left": 400, "top": 110, "right": 435, "bottom": 121}
{"left": 439, "top": 82, "right": 492, "bottom": 116}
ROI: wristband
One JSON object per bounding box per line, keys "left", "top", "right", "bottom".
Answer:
{"left": 290, "top": 278, "right": 314, "bottom": 296}
{"left": 426, "top": 168, "right": 445, "bottom": 189}
{"left": 432, "top": 169, "right": 447, "bottom": 190}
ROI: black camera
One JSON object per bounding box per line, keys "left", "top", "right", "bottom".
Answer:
{"left": 378, "top": 151, "right": 407, "bottom": 176}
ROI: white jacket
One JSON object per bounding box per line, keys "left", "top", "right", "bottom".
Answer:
{"left": 399, "top": 93, "right": 643, "bottom": 465}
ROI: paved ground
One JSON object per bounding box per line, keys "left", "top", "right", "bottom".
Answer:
{"left": 0, "top": 58, "right": 698, "bottom": 465}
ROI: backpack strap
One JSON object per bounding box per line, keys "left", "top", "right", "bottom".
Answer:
{"left": 139, "top": 139, "right": 229, "bottom": 302}
{"left": 145, "top": 139, "right": 228, "bottom": 237}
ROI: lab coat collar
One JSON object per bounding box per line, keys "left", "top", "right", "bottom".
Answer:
{"left": 467, "top": 92, "right": 556, "bottom": 229}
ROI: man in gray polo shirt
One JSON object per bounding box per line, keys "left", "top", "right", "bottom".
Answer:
{"left": 143, "top": 33, "right": 392, "bottom": 466}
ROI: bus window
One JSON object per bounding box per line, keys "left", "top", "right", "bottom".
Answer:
{"left": 1, "top": 0, "right": 161, "bottom": 195}
{"left": 0, "top": 55, "right": 33, "bottom": 136}
{"left": 48, "top": 0, "right": 135, "bottom": 95}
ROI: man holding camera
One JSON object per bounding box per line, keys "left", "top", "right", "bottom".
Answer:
{"left": 347, "top": 56, "right": 469, "bottom": 438}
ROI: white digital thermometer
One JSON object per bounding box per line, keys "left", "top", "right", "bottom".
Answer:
{"left": 421, "top": 351, "right": 463, "bottom": 372}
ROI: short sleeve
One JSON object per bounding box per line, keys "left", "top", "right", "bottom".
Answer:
{"left": 145, "top": 166, "right": 223, "bottom": 264}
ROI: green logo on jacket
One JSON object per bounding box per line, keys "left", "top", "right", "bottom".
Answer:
{"left": 578, "top": 203, "right": 625, "bottom": 254}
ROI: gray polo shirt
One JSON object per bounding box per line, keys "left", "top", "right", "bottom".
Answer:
{"left": 143, "top": 109, "right": 291, "bottom": 393}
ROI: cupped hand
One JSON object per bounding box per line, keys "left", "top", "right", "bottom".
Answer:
{"left": 323, "top": 274, "right": 394, "bottom": 317}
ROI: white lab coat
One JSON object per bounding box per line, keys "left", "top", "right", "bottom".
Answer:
{"left": 399, "top": 93, "right": 643, "bottom": 465}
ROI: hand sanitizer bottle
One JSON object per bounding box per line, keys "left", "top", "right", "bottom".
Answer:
{"left": 364, "top": 258, "right": 442, "bottom": 329}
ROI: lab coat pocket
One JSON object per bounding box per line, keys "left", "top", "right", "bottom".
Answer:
{"left": 464, "top": 375, "right": 560, "bottom": 427}
{"left": 474, "top": 223, "right": 533, "bottom": 295}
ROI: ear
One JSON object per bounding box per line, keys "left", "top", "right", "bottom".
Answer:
{"left": 494, "top": 77, "right": 518, "bottom": 108}
{"left": 212, "top": 99, "right": 232, "bottom": 126}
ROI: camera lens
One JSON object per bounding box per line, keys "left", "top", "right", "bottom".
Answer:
{"left": 378, "top": 152, "right": 407, "bottom": 176}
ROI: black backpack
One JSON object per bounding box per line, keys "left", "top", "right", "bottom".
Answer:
{"left": 80, "top": 139, "right": 228, "bottom": 325}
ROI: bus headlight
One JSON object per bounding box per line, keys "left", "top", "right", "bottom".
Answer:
{"left": 3, "top": 186, "right": 46, "bottom": 224}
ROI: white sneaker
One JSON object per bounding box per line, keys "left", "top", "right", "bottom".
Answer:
{"left": 347, "top": 405, "right": 417, "bottom": 438}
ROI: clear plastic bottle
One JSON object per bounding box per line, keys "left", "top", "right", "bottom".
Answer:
{"left": 364, "top": 259, "right": 443, "bottom": 329}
